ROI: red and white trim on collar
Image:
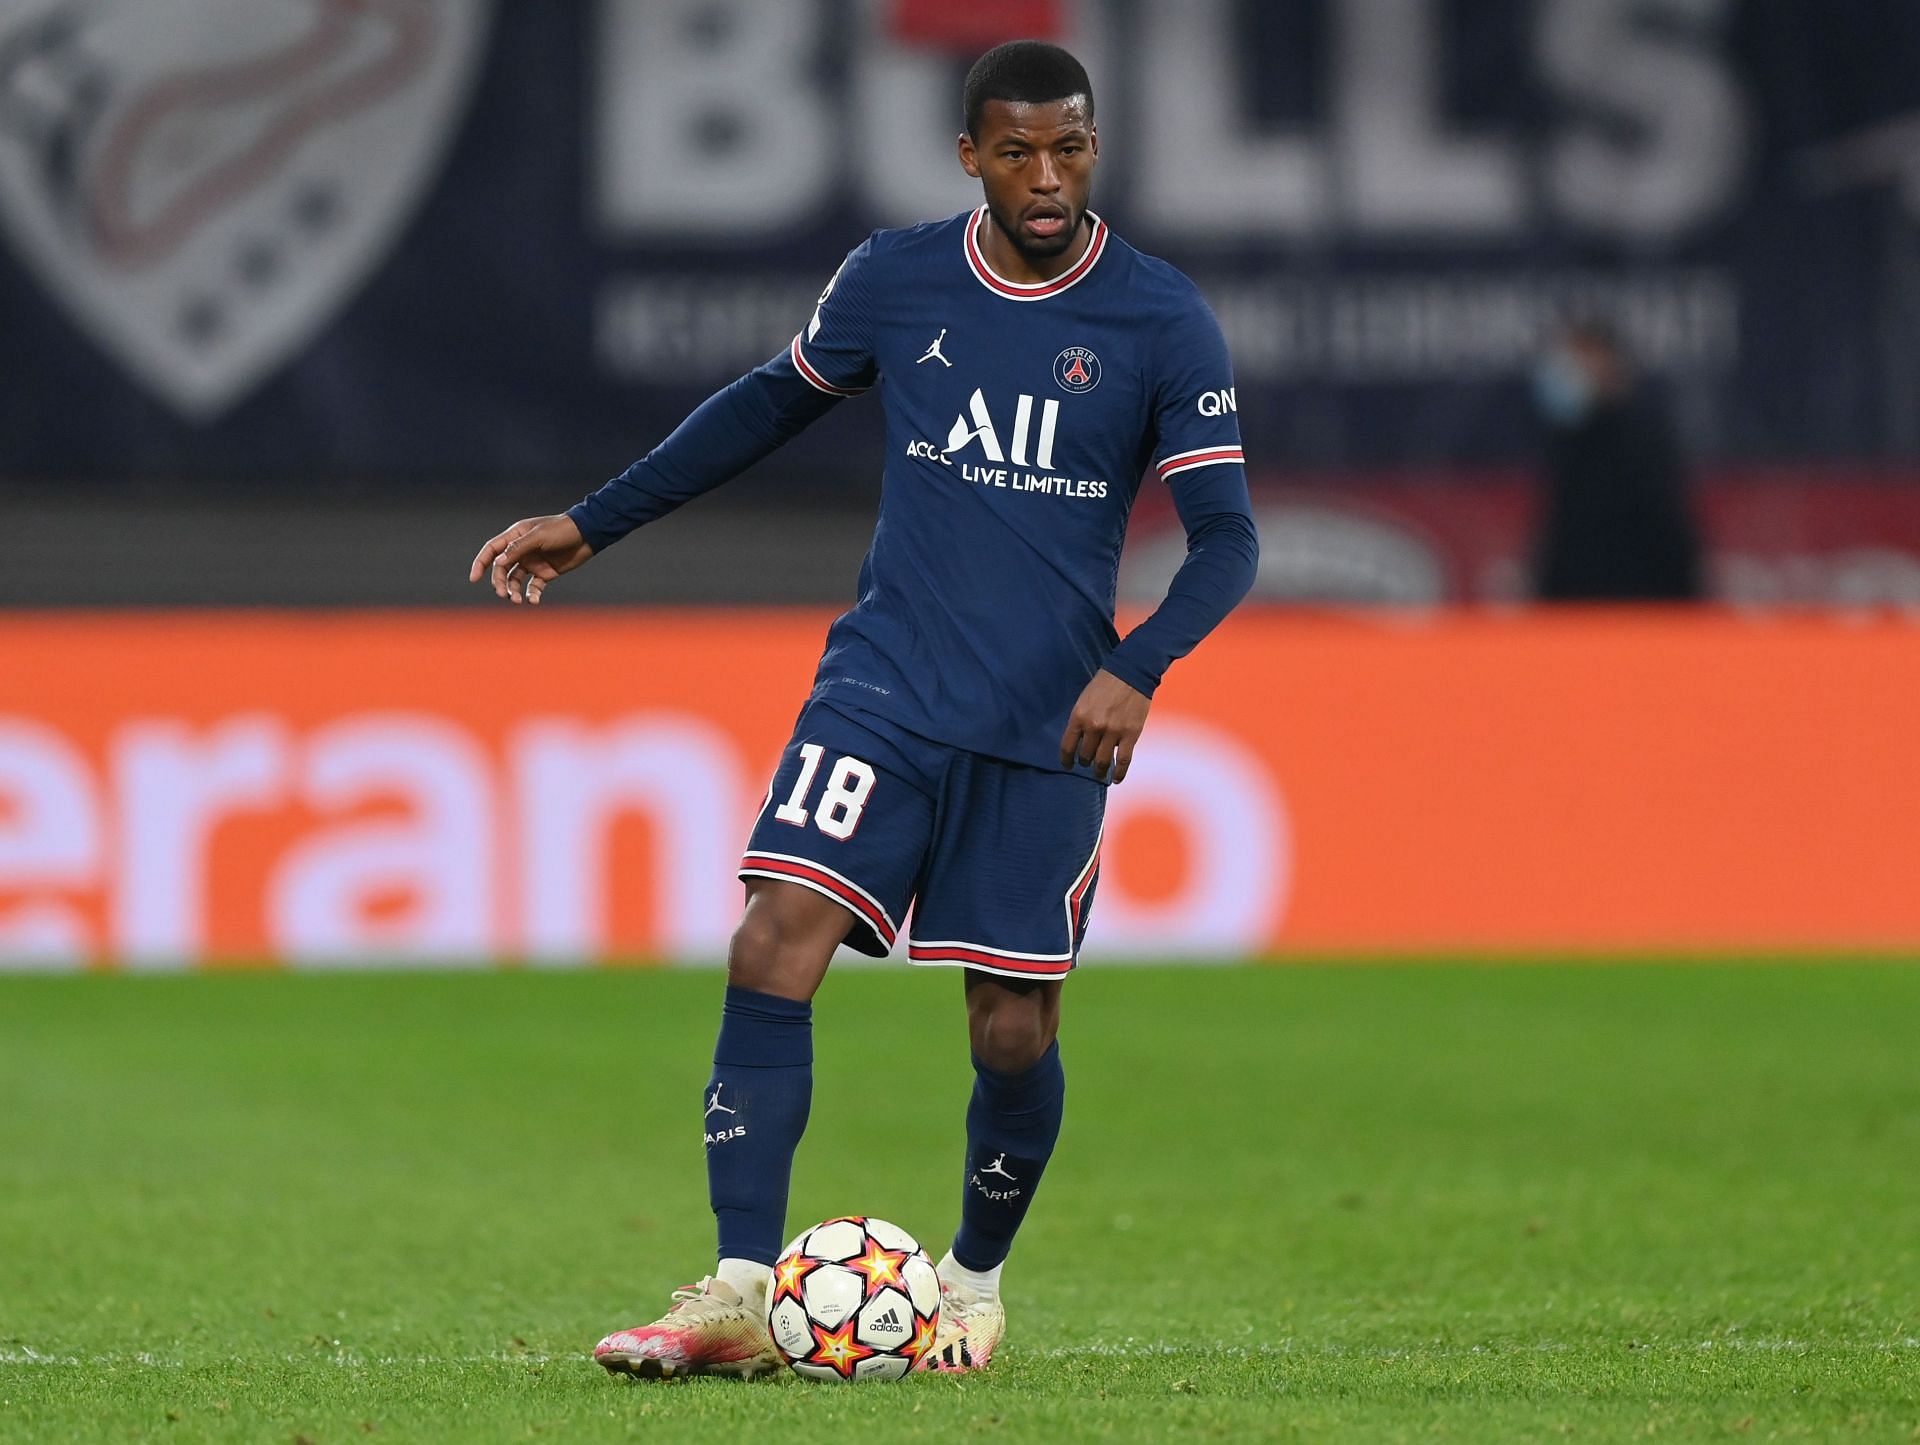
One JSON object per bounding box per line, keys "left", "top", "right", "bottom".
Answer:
{"left": 1156, "top": 445, "right": 1244, "bottom": 480}
{"left": 964, "top": 205, "right": 1109, "bottom": 301}
{"left": 789, "top": 333, "right": 868, "bottom": 396}
{"left": 739, "top": 851, "right": 898, "bottom": 947}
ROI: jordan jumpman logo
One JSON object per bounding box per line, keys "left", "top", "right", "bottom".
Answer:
{"left": 917, "top": 328, "right": 953, "bottom": 366}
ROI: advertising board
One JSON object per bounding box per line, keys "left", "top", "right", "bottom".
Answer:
{"left": 6, "top": 611, "right": 1918, "bottom": 969}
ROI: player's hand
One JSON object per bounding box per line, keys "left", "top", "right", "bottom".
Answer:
{"left": 468, "top": 514, "right": 595, "bottom": 604}
{"left": 1060, "top": 669, "right": 1151, "bottom": 783}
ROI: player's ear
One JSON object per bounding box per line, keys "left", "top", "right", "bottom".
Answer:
{"left": 1089, "top": 124, "right": 1098, "bottom": 159}
{"left": 958, "top": 130, "right": 982, "bottom": 179}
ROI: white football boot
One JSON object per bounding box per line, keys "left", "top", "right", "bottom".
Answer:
{"left": 918, "top": 1256, "right": 1007, "bottom": 1372}
{"left": 593, "top": 1277, "right": 782, "bottom": 1380}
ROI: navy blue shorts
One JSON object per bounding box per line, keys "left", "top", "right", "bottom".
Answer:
{"left": 739, "top": 701, "right": 1105, "bottom": 980}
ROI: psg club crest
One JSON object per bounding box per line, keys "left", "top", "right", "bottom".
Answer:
{"left": 1053, "top": 345, "right": 1100, "bottom": 394}
{"left": 0, "top": 0, "right": 493, "bottom": 419}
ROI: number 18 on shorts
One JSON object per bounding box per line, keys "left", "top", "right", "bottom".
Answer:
{"left": 739, "top": 702, "right": 1104, "bottom": 979}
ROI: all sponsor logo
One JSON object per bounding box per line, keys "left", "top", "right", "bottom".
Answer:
{"left": 946, "top": 388, "right": 1060, "bottom": 468}
{"left": 0, "top": 0, "right": 492, "bottom": 418}
{"left": 926, "top": 388, "right": 1112, "bottom": 500}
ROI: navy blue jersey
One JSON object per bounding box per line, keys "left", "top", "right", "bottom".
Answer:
{"left": 572, "top": 208, "right": 1258, "bottom": 775}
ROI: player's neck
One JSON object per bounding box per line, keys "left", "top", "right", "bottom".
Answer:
{"left": 975, "top": 210, "right": 1093, "bottom": 286}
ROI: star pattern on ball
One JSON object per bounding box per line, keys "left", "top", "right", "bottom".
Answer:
{"left": 771, "top": 1251, "right": 817, "bottom": 1305}
{"left": 807, "top": 1317, "right": 876, "bottom": 1378}
{"left": 848, "top": 1238, "right": 908, "bottom": 1291}
{"left": 908, "top": 1312, "right": 940, "bottom": 1364}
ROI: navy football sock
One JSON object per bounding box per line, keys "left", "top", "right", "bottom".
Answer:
{"left": 706, "top": 985, "right": 812, "bottom": 1267}
{"left": 952, "top": 1041, "right": 1065, "bottom": 1272}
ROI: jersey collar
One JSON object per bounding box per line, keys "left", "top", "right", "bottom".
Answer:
{"left": 964, "top": 206, "right": 1109, "bottom": 301}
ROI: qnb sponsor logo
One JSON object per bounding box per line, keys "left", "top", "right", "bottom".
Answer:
{"left": 0, "top": 708, "right": 1288, "bottom": 969}
{"left": 1197, "top": 388, "right": 1237, "bottom": 417}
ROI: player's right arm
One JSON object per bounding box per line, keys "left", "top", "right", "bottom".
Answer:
{"left": 470, "top": 241, "right": 880, "bottom": 604}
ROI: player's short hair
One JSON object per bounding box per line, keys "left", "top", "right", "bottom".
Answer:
{"left": 963, "top": 40, "right": 1094, "bottom": 137}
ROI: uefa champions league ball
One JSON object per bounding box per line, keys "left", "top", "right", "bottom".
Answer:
{"left": 766, "top": 1216, "right": 942, "bottom": 1381}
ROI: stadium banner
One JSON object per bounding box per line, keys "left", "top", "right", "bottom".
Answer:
{"left": 1120, "top": 470, "right": 1920, "bottom": 608}
{"left": 6, "top": 610, "right": 1920, "bottom": 971}
{"left": 0, "top": 0, "right": 1917, "bottom": 480}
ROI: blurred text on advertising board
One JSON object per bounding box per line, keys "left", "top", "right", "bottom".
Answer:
{"left": 5, "top": 611, "right": 1920, "bottom": 970}
{"left": 1, "top": 0, "right": 1915, "bottom": 478}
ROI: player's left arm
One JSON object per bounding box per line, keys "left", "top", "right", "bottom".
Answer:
{"left": 1060, "top": 296, "right": 1259, "bottom": 782}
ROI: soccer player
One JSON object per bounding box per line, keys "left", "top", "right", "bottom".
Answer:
{"left": 469, "top": 40, "right": 1258, "bottom": 1378}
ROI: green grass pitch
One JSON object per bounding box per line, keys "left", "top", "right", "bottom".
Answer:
{"left": 2, "top": 962, "right": 1917, "bottom": 1443}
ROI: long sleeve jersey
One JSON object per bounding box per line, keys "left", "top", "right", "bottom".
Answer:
{"left": 572, "top": 207, "right": 1259, "bottom": 774}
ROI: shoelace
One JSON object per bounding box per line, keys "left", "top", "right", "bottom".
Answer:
{"left": 665, "top": 1278, "right": 742, "bottom": 1322}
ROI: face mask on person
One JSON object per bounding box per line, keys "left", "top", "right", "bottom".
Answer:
{"left": 1531, "top": 351, "right": 1594, "bottom": 426}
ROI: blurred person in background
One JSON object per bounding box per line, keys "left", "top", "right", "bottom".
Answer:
{"left": 1530, "top": 319, "right": 1705, "bottom": 602}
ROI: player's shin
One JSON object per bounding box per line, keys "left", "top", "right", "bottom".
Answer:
{"left": 705, "top": 985, "right": 813, "bottom": 1307}
{"left": 951, "top": 1040, "right": 1065, "bottom": 1285}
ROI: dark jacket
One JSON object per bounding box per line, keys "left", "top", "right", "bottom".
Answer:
{"left": 1535, "top": 395, "right": 1703, "bottom": 602}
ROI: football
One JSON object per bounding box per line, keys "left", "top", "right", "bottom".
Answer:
{"left": 765, "top": 1216, "right": 942, "bottom": 1382}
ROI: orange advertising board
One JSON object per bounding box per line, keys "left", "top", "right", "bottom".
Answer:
{"left": 3, "top": 610, "right": 1918, "bottom": 968}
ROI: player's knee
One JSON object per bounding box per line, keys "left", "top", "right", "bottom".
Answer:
{"left": 726, "top": 891, "right": 842, "bottom": 1001}
{"left": 726, "top": 915, "right": 809, "bottom": 999}
{"left": 967, "top": 986, "right": 1058, "bottom": 1073}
